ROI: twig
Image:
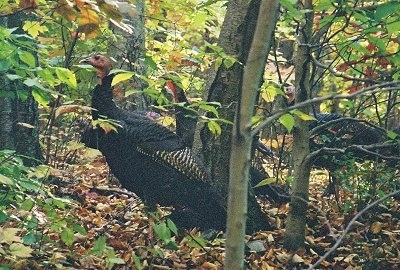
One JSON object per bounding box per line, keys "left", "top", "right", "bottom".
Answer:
{"left": 308, "top": 189, "right": 400, "bottom": 269}
{"left": 251, "top": 83, "right": 400, "bottom": 136}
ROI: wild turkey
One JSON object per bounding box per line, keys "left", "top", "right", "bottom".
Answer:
{"left": 284, "top": 85, "right": 398, "bottom": 166}
{"left": 80, "top": 55, "right": 278, "bottom": 231}
{"left": 80, "top": 55, "right": 230, "bottom": 230}
{"left": 309, "top": 113, "right": 399, "bottom": 170}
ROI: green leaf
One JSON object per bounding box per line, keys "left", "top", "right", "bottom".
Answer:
{"left": 165, "top": 241, "right": 179, "bottom": 250}
{"left": 253, "top": 177, "right": 276, "bottom": 188}
{"left": 0, "top": 174, "right": 13, "bottom": 185}
{"left": 9, "top": 243, "right": 33, "bottom": 258}
{"left": 107, "top": 257, "right": 125, "bottom": 265}
{"left": 207, "top": 120, "right": 222, "bottom": 137}
{"left": 55, "top": 67, "right": 77, "bottom": 89}
{"left": 375, "top": 2, "right": 400, "bottom": 21}
{"left": 18, "top": 51, "right": 35, "bottom": 68}
{"left": 6, "top": 74, "right": 22, "bottom": 81}
{"left": 22, "top": 232, "right": 37, "bottom": 245}
{"left": 279, "top": 0, "right": 303, "bottom": 20}
{"left": 193, "top": 11, "right": 207, "bottom": 25}
{"left": 187, "top": 235, "right": 209, "bottom": 248}
{"left": 21, "top": 199, "right": 34, "bottom": 211}
{"left": 144, "top": 56, "right": 157, "bottom": 70}
{"left": 214, "top": 57, "right": 223, "bottom": 70}
{"left": 0, "top": 211, "right": 10, "bottom": 223}
{"left": 387, "top": 130, "right": 399, "bottom": 140}
{"left": 153, "top": 222, "right": 171, "bottom": 241}
{"left": 262, "top": 85, "right": 284, "bottom": 102}
{"left": 132, "top": 254, "right": 143, "bottom": 270}
{"left": 0, "top": 59, "right": 11, "bottom": 72}
{"left": 293, "top": 109, "right": 315, "bottom": 121}
{"left": 61, "top": 227, "right": 74, "bottom": 246}
{"left": 198, "top": 103, "right": 219, "bottom": 117}
{"left": 73, "top": 223, "right": 87, "bottom": 236}
{"left": 37, "top": 69, "right": 56, "bottom": 86}
{"left": 166, "top": 219, "right": 178, "bottom": 235}
{"left": 90, "top": 236, "right": 107, "bottom": 255}
{"left": 386, "top": 21, "right": 400, "bottom": 36}
{"left": 279, "top": 113, "right": 295, "bottom": 132}
{"left": 32, "top": 88, "right": 50, "bottom": 105}
{"left": 223, "top": 56, "right": 236, "bottom": 68}
{"left": 111, "top": 72, "right": 134, "bottom": 86}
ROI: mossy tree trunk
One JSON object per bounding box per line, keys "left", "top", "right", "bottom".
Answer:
{"left": 0, "top": 14, "right": 42, "bottom": 166}
{"left": 283, "top": 0, "right": 313, "bottom": 251}
{"left": 195, "top": 0, "right": 272, "bottom": 233}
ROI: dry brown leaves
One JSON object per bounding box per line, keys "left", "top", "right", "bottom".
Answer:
{"left": 1, "top": 145, "right": 399, "bottom": 269}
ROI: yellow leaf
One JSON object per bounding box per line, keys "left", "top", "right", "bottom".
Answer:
{"left": 55, "top": 0, "right": 78, "bottom": 21}
{"left": 111, "top": 72, "right": 134, "bottom": 86}
{"left": 77, "top": 9, "right": 100, "bottom": 38}
{"left": 55, "top": 105, "right": 92, "bottom": 119}
{"left": 158, "top": 115, "right": 175, "bottom": 127}
{"left": 9, "top": 243, "right": 33, "bottom": 258}
{"left": 387, "top": 41, "right": 399, "bottom": 54}
{"left": 370, "top": 221, "right": 384, "bottom": 234}
{"left": 0, "top": 174, "right": 13, "bottom": 186}
{"left": 22, "top": 21, "right": 48, "bottom": 38}
{"left": 97, "top": 0, "right": 122, "bottom": 21}
{"left": 293, "top": 109, "right": 316, "bottom": 121}
{"left": 253, "top": 177, "right": 276, "bottom": 188}
{"left": 0, "top": 228, "right": 22, "bottom": 244}
{"left": 19, "top": 0, "right": 38, "bottom": 13}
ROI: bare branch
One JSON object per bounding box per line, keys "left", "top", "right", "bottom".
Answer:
{"left": 252, "top": 82, "right": 400, "bottom": 136}
{"left": 309, "top": 189, "right": 400, "bottom": 270}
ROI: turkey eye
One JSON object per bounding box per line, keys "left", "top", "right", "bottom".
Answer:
{"left": 94, "top": 55, "right": 100, "bottom": 60}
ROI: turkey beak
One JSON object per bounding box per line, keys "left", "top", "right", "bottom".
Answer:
{"left": 80, "top": 57, "right": 92, "bottom": 65}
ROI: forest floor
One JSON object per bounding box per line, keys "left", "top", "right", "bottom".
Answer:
{"left": 1, "top": 145, "right": 400, "bottom": 269}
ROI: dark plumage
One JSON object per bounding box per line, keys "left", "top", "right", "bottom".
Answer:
{"left": 309, "top": 113, "right": 399, "bottom": 170}
{"left": 80, "top": 55, "right": 227, "bottom": 230}
{"left": 164, "top": 76, "right": 197, "bottom": 148}
{"left": 166, "top": 76, "right": 290, "bottom": 204}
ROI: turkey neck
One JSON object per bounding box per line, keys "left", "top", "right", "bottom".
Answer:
{"left": 91, "top": 73, "right": 120, "bottom": 120}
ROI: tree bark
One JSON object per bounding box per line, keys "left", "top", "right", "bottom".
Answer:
{"left": 198, "top": 0, "right": 261, "bottom": 186}
{"left": 225, "top": 0, "right": 279, "bottom": 268}
{"left": 0, "top": 13, "right": 42, "bottom": 166}
{"left": 283, "top": 0, "right": 313, "bottom": 250}
{"left": 193, "top": 0, "right": 273, "bottom": 233}
{"left": 111, "top": 0, "right": 148, "bottom": 111}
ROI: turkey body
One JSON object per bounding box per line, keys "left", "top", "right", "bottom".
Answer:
{"left": 309, "top": 113, "right": 398, "bottom": 170}
{"left": 92, "top": 125, "right": 226, "bottom": 229}
{"left": 80, "top": 59, "right": 227, "bottom": 230}
{"left": 164, "top": 78, "right": 198, "bottom": 148}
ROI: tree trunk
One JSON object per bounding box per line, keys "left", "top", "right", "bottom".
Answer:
{"left": 0, "top": 13, "right": 42, "bottom": 166}
{"left": 283, "top": 0, "right": 313, "bottom": 251}
{"left": 111, "top": 0, "right": 148, "bottom": 111}
{"left": 225, "top": 0, "right": 279, "bottom": 268}
{"left": 195, "top": 0, "right": 270, "bottom": 232}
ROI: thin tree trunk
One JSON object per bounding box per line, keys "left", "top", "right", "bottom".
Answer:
{"left": 225, "top": 0, "right": 279, "bottom": 268}
{"left": 194, "top": 0, "right": 271, "bottom": 233}
{"left": 283, "top": 0, "right": 313, "bottom": 250}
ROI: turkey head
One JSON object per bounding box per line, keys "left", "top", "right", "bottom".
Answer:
{"left": 81, "top": 55, "right": 112, "bottom": 81}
